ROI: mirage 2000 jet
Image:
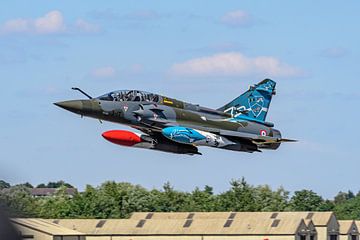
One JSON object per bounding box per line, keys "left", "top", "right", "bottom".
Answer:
{"left": 54, "top": 79, "right": 295, "bottom": 155}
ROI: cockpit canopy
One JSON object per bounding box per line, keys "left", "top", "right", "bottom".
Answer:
{"left": 97, "top": 90, "right": 160, "bottom": 102}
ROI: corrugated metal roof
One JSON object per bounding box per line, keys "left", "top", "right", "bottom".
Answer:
{"left": 12, "top": 218, "right": 85, "bottom": 236}
{"left": 276, "top": 212, "right": 335, "bottom": 226}
{"left": 50, "top": 219, "right": 100, "bottom": 233}
{"left": 338, "top": 220, "right": 358, "bottom": 235}
{"left": 355, "top": 221, "right": 360, "bottom": 232}
{"left": 49, "top": 217, "right": 306, "bottom": 235}
{"left": 130, "top": 212, "right": 274, "bottom": 220}
{"left": 20, "top": 212, "right": 338, "bottom": 236}
{"left": 130, "top": 211, "right": 334, "bottom": 226}
{"left": 304, "top": 219, "right": 315, "bottom": 228}
{"left": 304, "top": 219, "right": 317, "bottom": 234}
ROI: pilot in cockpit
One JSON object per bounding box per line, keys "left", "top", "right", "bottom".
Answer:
{"left": 133, "top": 91, "right": 142, "bottom": 101}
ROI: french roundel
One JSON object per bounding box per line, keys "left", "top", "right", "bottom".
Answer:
{"left": 260, "top": 130, "right": 267, "bottom": 136}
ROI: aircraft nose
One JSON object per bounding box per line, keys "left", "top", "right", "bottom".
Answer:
{"left": 54, "top": 100, "right": 84, "bottom": 114}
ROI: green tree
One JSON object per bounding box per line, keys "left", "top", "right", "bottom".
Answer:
{"left": 334, "top": 191, "right": 355, "bottom": 205}
{"left": 150, "top": 182, "right": 191, "bottom": 212}
{"left": 121, "top": 184, "right": 154, "bottom": 217}
{"left": 95, "top": 181, "right": 130, "bottom": 218}
{"left": 204, "top": 185, "right": 213, "bottom": 195}
{"left": 318, "top": 200, "right": 335, "bottom": 211}
{"left": 186, "top": 186, "right": 216, "bottom": 211}
{"left": 15, "top": 182, "right": 33, "bottom": 188}
{"left": 334, "top": 195, "right": 360, "bottom": 220}
{"left": 69, "top": 185, "right": 101, "bottom": 218}
{"left": 254, "top": 185, "right": 289, "bottom": 211}
{"left": 217, "top": 178, "right": 257, "bottom": 211}
{"left": 37, "top": 186, "right": 74, "bottom": 218}
{"left": 0, "top": 185, "right": 38, "bottom": 217}
{"left": 6, "top": 179, "right": 360, "bottom": 219}
{"left": 0, "top": 180, "right": 10, "bottom": 189}
{"left": 36, "top": 180, "right": 73, "bottom": 188}
{"left": 290, "top": 189, "right": 324, "bottom": 211}
{"left": 68, "top": 181, "right": 155, "bottom": 218}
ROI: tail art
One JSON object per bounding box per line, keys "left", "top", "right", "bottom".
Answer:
{"left": 218, "top": 79, "right": 276, "bottom": 123}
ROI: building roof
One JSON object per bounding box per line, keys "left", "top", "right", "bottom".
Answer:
{"left": 30, "top": 188, "right": 77, "bottom": 196}
{"left": 130, "top": 211, "right": 335, "bottom": 227}
{"left": 16, "top": 212, "right": 339, "bottom": 237}
{"left": 12, "top": 218, "right": 85, "bottom": 236}
{"left": 51, "top": 219, "right": 102, "bottom": 234}
{"left": 276, "top": 212, "right": 335, "bottom": 227}
{"left": 355, "top": 221, "right": 360, "bottom": 232}
{"left": 130, "top": 212, "right": 232, "bottom": 220}
{"left": 50, "top": 217, "right": 307, "bottom": 236}
{"left": 338, "top": 220, "right": 358, "bottom": 235}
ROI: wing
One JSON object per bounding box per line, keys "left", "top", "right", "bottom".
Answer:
{"left": 133, "top": 113, "right": 296, "bottom": 145}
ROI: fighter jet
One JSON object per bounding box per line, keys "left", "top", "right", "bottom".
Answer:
{"left": 54, "top": 79, "right": 295, "bottom": 155}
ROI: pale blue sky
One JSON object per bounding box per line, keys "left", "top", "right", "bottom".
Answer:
{"left": 1, "top": 1, "right": 359, "bottom": 198}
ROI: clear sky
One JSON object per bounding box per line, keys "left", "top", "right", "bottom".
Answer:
{"left": 1, "top": 1, "right": 359, "bottom": 198}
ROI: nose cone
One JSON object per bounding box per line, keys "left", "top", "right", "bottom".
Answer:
{"left": 54, "top": 100, "right": 84, "bottom": 114}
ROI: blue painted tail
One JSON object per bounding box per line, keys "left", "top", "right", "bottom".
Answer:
{"left": 218, "top": 79, "right": 276, "bottom": 122}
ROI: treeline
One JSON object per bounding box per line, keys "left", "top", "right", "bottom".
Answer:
{"left": 0, "top": 178, "right": 359, "bottom": 219}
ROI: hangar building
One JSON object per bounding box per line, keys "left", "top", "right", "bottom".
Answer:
{"left": 130, "top": 211, "right": 338, "bottom": 240}
{"left": 338, "top": 220, "right": 358, "bottom": 240}
{"left": 12, "top": 218, "right": 85, "bottom": 240}
{"left": 11, "top": 212, "right": 357, "bottom": 240}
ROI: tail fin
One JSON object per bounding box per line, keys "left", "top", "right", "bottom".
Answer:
{"left": 218, "top": 79, "right": 276, "bottom": 122}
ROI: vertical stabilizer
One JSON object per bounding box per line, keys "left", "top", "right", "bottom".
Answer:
{"left": 217, "top": 79, "right": 276, "bottom": 122}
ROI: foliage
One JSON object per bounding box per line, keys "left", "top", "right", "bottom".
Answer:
{"left": 289, "top": 190, "right": 327, "bottom": 211}
{"left": 0, "top": 178, "right": 360, "bottom": 219}
{"left": 36, "top": 180, "right": 73, "bottom": 188}
{"left": 216, "top": 178, "right": 257, "bottom": 211}
{"left": 0, "top": 180, "right": 11, "bottom": 189}
{"left": 334, "top": 195, "right": 360, "bottom": 220}
{"left": 334, "top": 191, "right": 355, "bottom": 204}
{"left": 0, "top": 185, "right": 39, "bottom": 217}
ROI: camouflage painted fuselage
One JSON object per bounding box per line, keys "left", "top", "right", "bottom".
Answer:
{"left": 55, "top": 79, "right": 293, "bottom": 155}
{"left": 56, "top": 94, "right": 278, "bottom": 154}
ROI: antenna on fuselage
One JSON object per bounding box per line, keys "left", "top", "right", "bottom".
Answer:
{"left": 71, "top": 87, "right": 93, "bottom": 99}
